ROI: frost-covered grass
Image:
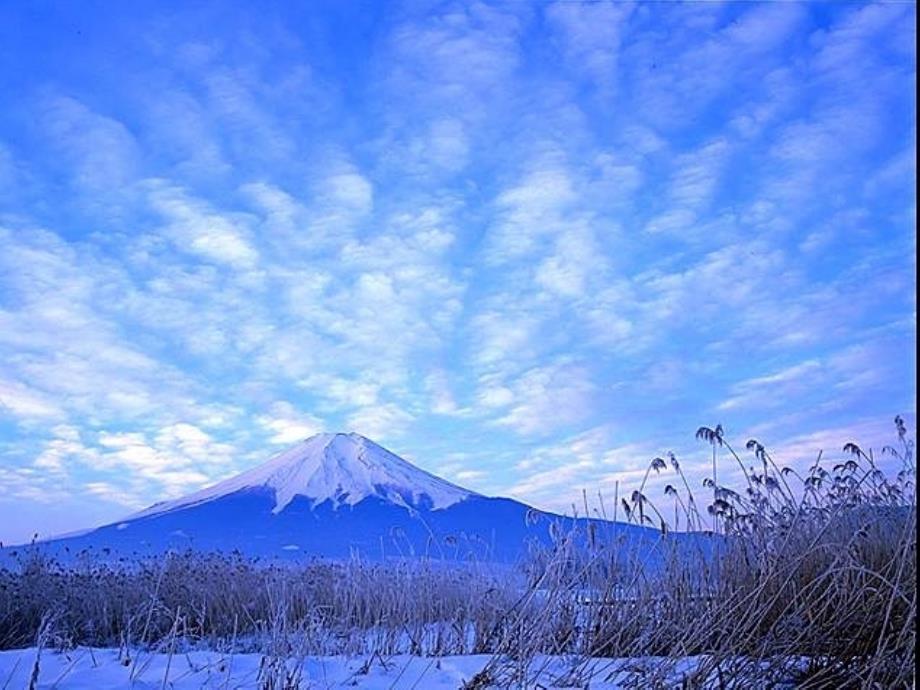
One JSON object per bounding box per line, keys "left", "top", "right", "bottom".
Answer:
{"left": 1, "top": 419, "right": 915, "bottom": 688}
{"left": 0, "top": 555, "right": 525, "bottom": 657}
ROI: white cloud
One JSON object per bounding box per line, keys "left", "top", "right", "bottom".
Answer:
{"left": 717, "top": 343, "right": 898, "bottom": 414}
{"left": 721, "top": 3, "right": 807, "bottom": 54}
{"left": 146, "top": 181, "right": 259, "bottom": 268}
{"left": 240, "top": 181, "right": 301, "bottom": 231}
{"left": 346, "top": 403, "right": 415, "bottom": 440}
{"left": 488, "top": 163, "right": 577, "bottom": 262}
{"left": 384, "top": 3, "right": 524, "bottom": 121}
{"left": 40, "top": 95, "right": 139, "bottom": 195}
{"left": 0, "top": 378, "right": 62, "bottom": 420}
{"left": 495, "top": 361, "right": 596, "bottom": 437}
{"left": 507, "top": 459, "right": 597, "bottom": 506}
{"left": 425, "top": 118, "right": 470, "bottom": 170}
{"left": 256, "top": 401, "right": 325, "bottom": 445}
{"left": 644, "top": 209, "right": 697, "bottom": 236}
{"left": 546, "top": 1, "right": 633, "bottom": 96}
{"left": 470, "top": 310, "right": 541, "bottom": 370}
{"left": 535, "top": 225, "right": 604, "bottom": 298}
{"left": 424, "top": 370, "right": 461, "bottom": 416}
{"left": 84, "top": 423, "right": 233, "bottom": 494}
{"left": 669, "top": 139, "right": 730, "bottom": 209}
{"left": 325, "top": 172, "right": 373, "bottom": 214}
{"left": 454, "top": 469, "right": 486, "bottom": 482}
{"left": 0, "top": 227, "right": 212, "bottom": 427}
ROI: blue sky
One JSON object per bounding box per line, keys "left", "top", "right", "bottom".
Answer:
{"left": 0, "top": 1, "right": 915, "bottom": 543}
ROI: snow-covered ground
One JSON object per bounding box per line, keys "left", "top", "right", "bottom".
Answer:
{"left": 0, "top": 646, "right": 706, "bottom": 689}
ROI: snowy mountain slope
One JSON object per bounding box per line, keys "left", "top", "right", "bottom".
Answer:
{"left": 133, "top": 432, "right": 476, "bottom": 519}
{"left": 6, "top": 432, "right": 672, "bottom": 563}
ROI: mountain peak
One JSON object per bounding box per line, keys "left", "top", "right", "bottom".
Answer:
{"left": 134, "top": 432, "right": 477, "bottom": 519}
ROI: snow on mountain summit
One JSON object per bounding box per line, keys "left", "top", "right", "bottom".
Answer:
{"left": 135, "top": 432, "right": 477, "bottom": 519}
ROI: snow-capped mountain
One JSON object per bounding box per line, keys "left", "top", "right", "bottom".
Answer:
{"left": 12, "top": 432, "right": 662, "bottom": 563}
{"left": 133, "top": 432, "right": 476, "bottom": 519}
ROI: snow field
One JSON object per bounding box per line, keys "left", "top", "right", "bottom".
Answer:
{"left": 0, "top": 647, "right": 708, "bottom": 689}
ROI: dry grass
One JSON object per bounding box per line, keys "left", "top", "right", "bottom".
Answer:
{"left": 475, "top": 416, "right": 916, "bottom": 688}
{"left": 0, "top": 554, "right": 521, "bottom": 657}
{"left": 1, "top": 417, "right": 915, "bottom": 688}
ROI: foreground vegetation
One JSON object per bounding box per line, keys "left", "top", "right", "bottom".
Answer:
{"left": 1, "top": 419, "right": 915, "bottom": 688}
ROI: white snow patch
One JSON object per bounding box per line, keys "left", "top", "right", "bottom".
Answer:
{"left": 0, "top": 647, "right": 719, "bottom": 689}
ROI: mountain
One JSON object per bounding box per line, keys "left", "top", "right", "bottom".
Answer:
{"left": 134, "top": 432, "right": 476, "bottom": 518}
{"left": 9, "top": 432, "right": 666, "bottom": 563}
